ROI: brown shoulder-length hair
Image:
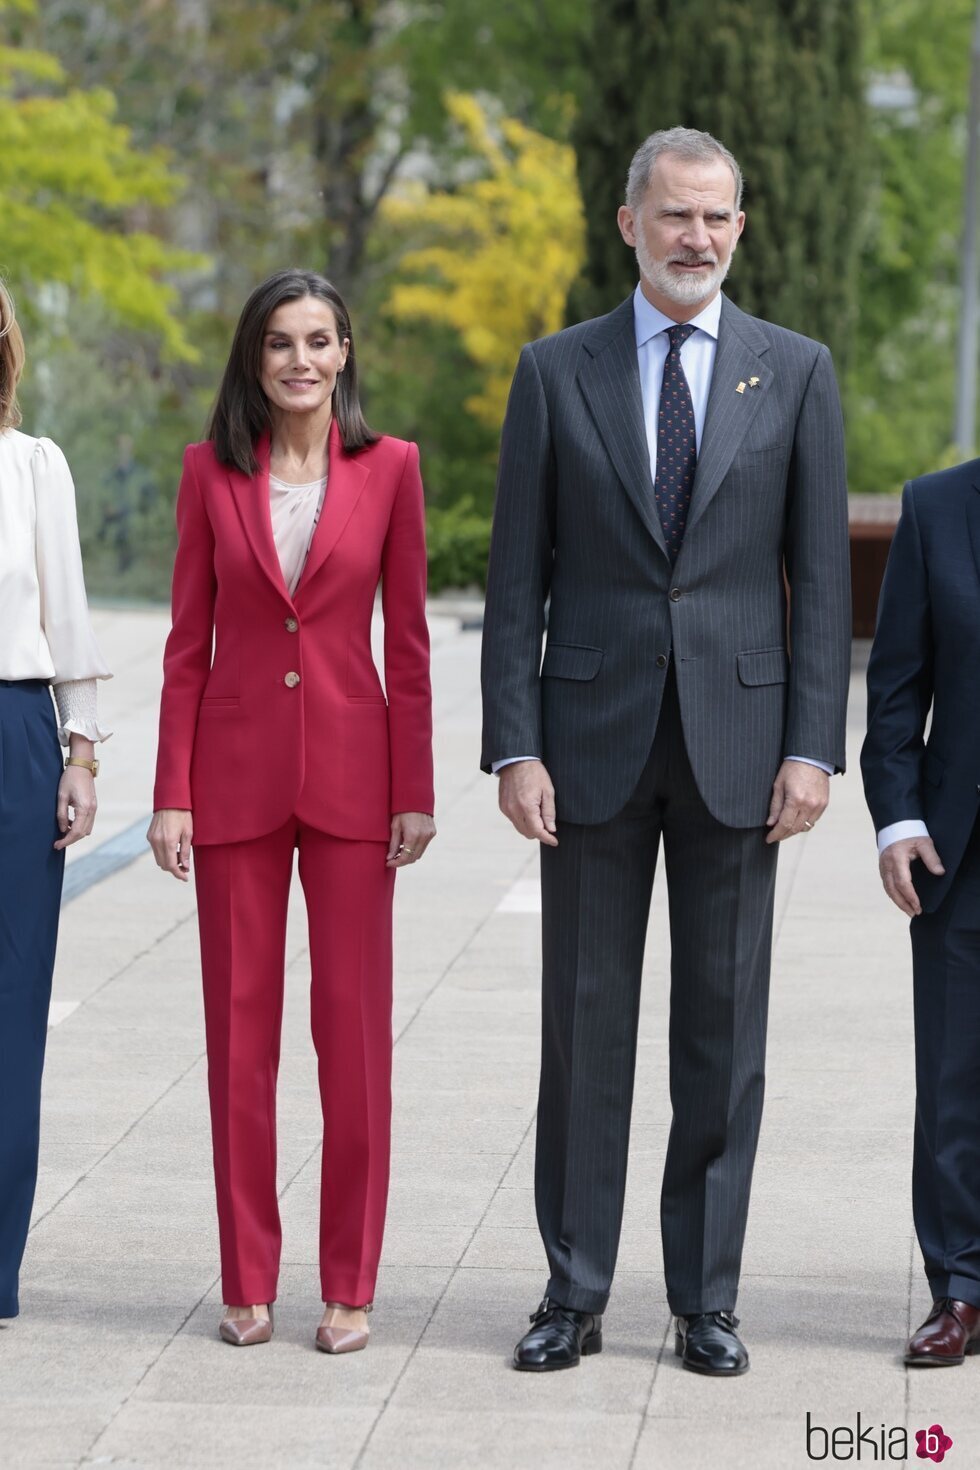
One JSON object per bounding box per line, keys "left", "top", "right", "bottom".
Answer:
{"left": 207, "top": 269, "right": 378, "bottom": 475}
{"left": 0, "top": 280, "right": 26, "bottom": 431}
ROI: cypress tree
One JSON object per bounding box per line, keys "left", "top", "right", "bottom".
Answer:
{"left": 571, "top": 0, "right": 866, "bottom": 370}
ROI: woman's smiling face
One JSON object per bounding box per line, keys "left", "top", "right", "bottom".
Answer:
{"left": 259, "top": 296, "right": 349, "bottom": 418}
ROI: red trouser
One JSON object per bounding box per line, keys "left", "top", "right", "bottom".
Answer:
{"left": 193, "top": 816, "right": 395, "bottom": 1307}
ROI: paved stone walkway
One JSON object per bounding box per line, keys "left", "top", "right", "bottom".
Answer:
{"left": 1, "top": 608, "right": 972, "bottom": 1469}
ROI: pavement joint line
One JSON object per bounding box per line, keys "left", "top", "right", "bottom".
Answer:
{"left": 28, "top": 1047, "right": 206, "bottom": 1240}
{"left": 62, "top": 815, "right": 153, "bottom": 904}
{"left": 41, "top": 908, "right": 193, "bottom": 1045}
{"left": 628, "top": 1315, "right": 673, "bottom": 1469}
{"left": 47, "top": 999, "right": 80, "bottom": 1028}
{"left": 29, "top": 904, "right": 197, "bottom": 1237}
{"left": 273, "top": 843, "right": 537, "bottom": 1215}
{"left": 77, "top": 1274, "right": 219, "bottom": 1470}
{"left": 384, "top": 843, "right": 537, "bottom": 1053}
{"left": 350, "top": 1108, "right": 540, "bottom": 1470}
{"left": 772, "top": 825, "right": 806, "bottom": 945}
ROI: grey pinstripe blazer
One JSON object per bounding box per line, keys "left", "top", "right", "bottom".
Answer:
{"left": 480, "top": 294, "right": 851, "bottom": 829}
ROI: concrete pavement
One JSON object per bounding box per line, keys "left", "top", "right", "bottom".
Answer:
{"left": 0, "top": 606, "right": 969, "bottom": 1470}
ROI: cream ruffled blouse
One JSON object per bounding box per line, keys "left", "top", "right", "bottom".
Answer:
{"left": 269, "top": 471, "right": 327, "bottom": 596}
{"left": 0, "top": 428, "right": 111, "bottom": 742}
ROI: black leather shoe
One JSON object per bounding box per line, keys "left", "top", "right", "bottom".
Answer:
{"left": 513, "top": 1297, "right": 603, "bottom": 1371}
{"left": 675, "top": 1311, "right": 749, "bottom": 1376}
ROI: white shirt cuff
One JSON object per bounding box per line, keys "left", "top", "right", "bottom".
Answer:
{"left": 877, "top": 820, "right": 930, "bottom": 855}
{"left": 491, "top": 757, "right": 539, "bottom": 774}
{"left": 785, "top": 756, "right": 834, "bottom": 775}
{"left": 52, "top": 678, "right": 112, "bottom": 746}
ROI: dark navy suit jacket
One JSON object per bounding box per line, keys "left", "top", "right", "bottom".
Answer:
{"left": 861, "top": 460, "right": 980, "bottom": 913}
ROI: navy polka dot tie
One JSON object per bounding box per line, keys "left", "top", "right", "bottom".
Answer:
{"left": 653, "top": 324, "right": 698, "bottom": 563}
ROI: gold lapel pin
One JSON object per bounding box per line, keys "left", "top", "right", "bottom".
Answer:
{"left": 736, "top": 381, "right": 746, "bottom": 395}
{"left": 749, "top": 376, "right": 761, "bottom": 388}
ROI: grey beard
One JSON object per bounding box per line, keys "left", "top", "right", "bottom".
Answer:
{"left": 635, "top": 239, "right": 731, "bottom": 307}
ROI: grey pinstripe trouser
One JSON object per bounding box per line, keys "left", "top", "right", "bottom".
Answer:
{"left": 537, "top": 670, "right": 778, "bottom": 1316}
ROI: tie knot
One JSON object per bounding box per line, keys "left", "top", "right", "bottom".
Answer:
{"left": 667, "top": 324, "right": 696, "bottom": 353}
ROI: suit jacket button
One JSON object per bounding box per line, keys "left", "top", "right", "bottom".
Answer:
{"left": 284, "top": 617, "right": 299, "bottom": 633}
{"left": 656, "top": 654, "right": 668, "bottom": 669}
{"left": 284, "top": 671, "right": 300, "bottom": 688}
{"left": 669, "top": 587, "right": 682, "bottom": 602}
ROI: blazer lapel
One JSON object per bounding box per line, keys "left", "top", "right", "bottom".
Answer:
{"left": 577, "top": 299, "right": 669, "bottom": 559}
{"left": 226, "top": 430, "right": 293, "bottom": 602}
{"left": 967, "top": 479, "right": 980, "bottom": 587}
{"left": 684, "top": 297, "right": 773, "bottom": 539}
{"left": 296, "top": 417, "right": 371, "bottom": 594}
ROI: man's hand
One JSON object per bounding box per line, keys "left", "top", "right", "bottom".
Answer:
{"left": 879, "top": 836, "right": 945, "bottom": 918}
{"left": 765, "top": 760, "right": 830, "bottom": 844}
{"left": 498, "top": 759, "right": 559, "bottom": 846}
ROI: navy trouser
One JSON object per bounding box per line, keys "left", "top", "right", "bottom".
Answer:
{"left": 0, "top": 680, "right": 64, "bottom": 1317}
{"left": 911, "top": 817, "right": 980, "bottom": 1310}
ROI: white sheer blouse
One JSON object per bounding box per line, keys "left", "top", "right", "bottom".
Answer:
{"left": 0, "top": 428, "right": 111, "bottom": 742}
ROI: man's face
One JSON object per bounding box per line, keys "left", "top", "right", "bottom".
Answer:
{"left": 617, "top": 154, "right": 745, "bottom": 313}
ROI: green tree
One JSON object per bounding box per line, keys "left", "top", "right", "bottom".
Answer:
{"left": 845, "top": 0, "right": 975, "bottom": 492}
{"left": 572, "top": 0, "right": 866, "bottom": 373}
{"left": 37, "top": 0, "right": 589, "bottom": 301}
{"left": 384, "top": 95, "right": 585, "bottom": 432}
{"left": 0, "top": 0, "right": 200, "bottom": 356}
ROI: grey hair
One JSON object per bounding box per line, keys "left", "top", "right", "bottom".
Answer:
{"left": 625, "top": 127, "right": 743, "bottom": 212}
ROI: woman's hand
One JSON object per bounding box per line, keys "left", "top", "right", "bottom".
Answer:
{"left": 147, "top": 808, "right": 194, "bottom": 881}
{"left": 386, "top": 812, "right": 436, "bottom": 868}
{"left": 54, "top": 768, "right": 97, "bottom": 850}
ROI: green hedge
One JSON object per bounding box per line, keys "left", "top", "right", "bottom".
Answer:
{"left": 425, "top": 497, "right": 492, "bottom": 593}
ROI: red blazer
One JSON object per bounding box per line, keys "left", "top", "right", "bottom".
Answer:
{"left": 153, "top": 421, "right": 434, "bottom": 845}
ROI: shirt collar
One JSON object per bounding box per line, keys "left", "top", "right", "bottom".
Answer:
{"left": 632, "top": 282, "right": 723, "bottom": 348}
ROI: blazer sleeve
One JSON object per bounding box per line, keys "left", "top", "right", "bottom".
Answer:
{"left": 152, "top": 446, "right": 216, "bottom": 812}
{"left": 33, "top": 437, "right": 112, "bottom": 685}
{"left": 480, "top": 344, "right": 556, "bottom": 772}
{"left": 860, "top": 483, "right": 933, "bottom": 832}
{"left": 382, "top": 441, "right": 435, "bottom": 815}
{"left": 782, "top": 344, "right": 852, "bottom": 772}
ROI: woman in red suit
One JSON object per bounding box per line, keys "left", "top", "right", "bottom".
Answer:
{"left": 148, "top": 270, "right": 435, "bottom": 1354}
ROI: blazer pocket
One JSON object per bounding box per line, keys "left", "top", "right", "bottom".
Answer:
{"left": 736, "top": 442, "right": 789, "bottom": 458}
{"left": 924, "top": 750, "right": 945, "bottom": 788}
{"left": 736, "top": 648, "right": 788, "bottom": 686}
{"left": 541, "top": 642, "right": 604, "bottom": 680}
{"left": 348, "top": 694, "right": 388, "bottom": 705}
{"left": 199, "top": 695, "right": 240, "bottom": 708}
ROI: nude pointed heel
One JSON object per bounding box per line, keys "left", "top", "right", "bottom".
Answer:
{"left": 316, "top": 1302, "right": 372, "bottom": 1354}
{"left": 219, "top": 1303, "right": 274, "bottom": 1346}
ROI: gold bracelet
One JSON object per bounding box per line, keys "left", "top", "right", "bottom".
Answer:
{"left": 65, "top": 757, "right": 99, "bottom": 777}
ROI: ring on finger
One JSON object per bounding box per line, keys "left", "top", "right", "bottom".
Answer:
{"left": 803, "top": 819, "right": 814, "bottom": 830}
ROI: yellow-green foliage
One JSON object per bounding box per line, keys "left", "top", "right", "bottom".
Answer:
{"left": 384, "top": 94, "right": 584, "bottom": 430}
{"left": 0, "top": 0, "right": 202, "bottom": 359}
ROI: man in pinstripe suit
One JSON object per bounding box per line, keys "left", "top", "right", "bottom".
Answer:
{"left": 481, "top": 128, "right": 851, "bottom": 1376}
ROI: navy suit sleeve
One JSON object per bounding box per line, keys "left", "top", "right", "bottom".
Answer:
{"left": 860, "top": 483, "right": 934, "bottom": 832}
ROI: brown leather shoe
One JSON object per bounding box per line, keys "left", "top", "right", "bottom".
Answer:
{"left": 906, "top": 1298, "right": 980, "bottom": 1366}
